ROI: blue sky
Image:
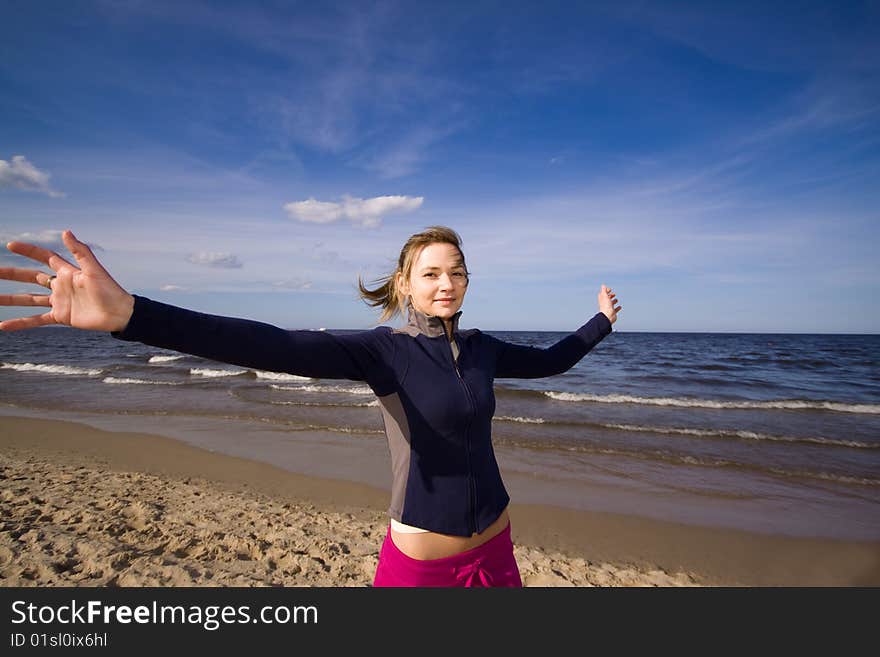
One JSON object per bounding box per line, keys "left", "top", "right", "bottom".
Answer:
{"left": 1, "top": 1, "right": 878, "bottom": 333}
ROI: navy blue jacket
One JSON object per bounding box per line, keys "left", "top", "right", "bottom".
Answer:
{"left": 112, "top": 295, "right": 612, "bottom": 536}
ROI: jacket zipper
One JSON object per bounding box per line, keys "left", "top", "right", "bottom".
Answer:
{"left": 443, "top": 324, "right": 478, "bottom": 534}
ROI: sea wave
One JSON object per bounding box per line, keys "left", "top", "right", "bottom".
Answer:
{"left": 268, "top": 399, "right": 379, "bottom": 408}
{"left": 768, "top": 468, "right": 880, "bottom": 487}
{"left": 495, "top": 415, "right": 546, "bottom": 424}
{"left": 603, "top": 423, "right": 877, "bottom": 450}
{"left": 190, "top": 368, "right": 248, "bottom": 378}
{"left": 148, "top": 355, "right": 185, "bottom": 363}
{"left": 302, "top": 424, "right": 385, "bottom": 435}
{"left": 543, "top": 392, "right": 880, "bottom": 414}
{"left": 2, "top": 362, "right": 102, "bottom": 376}
{"left": 254, "top": 371, "right": 311, "bottom": 381}
{"left": 103, "top": 376, "right": 183, "bottom": 386}
{"left": 498, "top": 438, "right": 880, "bottom": 487}
{"left": 270, "top": 383, "right": 373, "bottom": 395}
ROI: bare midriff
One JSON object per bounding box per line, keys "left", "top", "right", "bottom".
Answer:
{"left": 390, "top": 506, "right": 510, "bottom": 560}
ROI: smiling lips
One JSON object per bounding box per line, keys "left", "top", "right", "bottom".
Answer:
{"left": 435, "top": 298, "right": 455, "bottom": 303}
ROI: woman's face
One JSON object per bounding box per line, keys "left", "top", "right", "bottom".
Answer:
{"left": 398, "top": 242, "right": 468, "bottom": 322}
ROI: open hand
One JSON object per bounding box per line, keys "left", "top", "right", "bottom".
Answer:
{"left": 0, "top": 230, "right": 134, "bottom": 332}
{"left": 598, "top": 284, "right": 621, "bottom": 325}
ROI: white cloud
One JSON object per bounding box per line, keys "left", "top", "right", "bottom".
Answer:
{"left": 284, "top": 198, "right": 344, "bottom": 224}
{"left": 160, "top": 284, "right": 185, "bottom": 291}
{"left": 186, "top": 252, "right": 243, "bottom": 268}
{"left": 0, "top": 155, "right": 65, "bottom": 198}
{"left": 283, "top": 194, "right": 424, "bottom": 228}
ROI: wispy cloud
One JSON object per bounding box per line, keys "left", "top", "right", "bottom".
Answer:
{"left": 736, "top": 72, "right": 880, "bottom": 151}
{"left": 271, "top": 69, "right": 366, "bottom": 154}
{"left": 210, "top": 5, "right": 471, "bottom": 170}
{"left": 9, "top": 2, "right": 472, "bottom": 178}
{"left": 271, "top": 278, "right": 312, "bottom": 290}
{"left": 361, "top": 123, "right": 464, "bottom": 179}
{"left": 0, "top": 229, "right": 103, "bottom": 265}
{"left": 283, "top": 194, "right": 424, "bottom": 228}
{"left": 186, "top": 252, "right": 243, "bottom": 268}
{"left": 451, "top": 159, "right": 826, "bottom": 283}
{"left": 1, "top": 229, "right": 65, "bottom": 247}
{"left": 0, "top": 156, "right": 65, "bottom": 198}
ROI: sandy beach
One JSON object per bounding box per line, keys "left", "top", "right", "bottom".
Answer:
{"left": 1, "top": 415, "right": 878, "bottom": 587}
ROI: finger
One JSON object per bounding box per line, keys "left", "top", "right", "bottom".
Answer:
{"left": 62, "top": 230, "right": 107, "bottom": 275}
{"left": 0, "top": 311, "right": 56, "bottom": 332}
{"left": 6, "top": 240, "right": 76, "bottom": 273}
{"left": 0, "top": 266, "right": 55, "bottom": 286}
{"left": 0, "top": 293, "right": 52, "bottom": 307}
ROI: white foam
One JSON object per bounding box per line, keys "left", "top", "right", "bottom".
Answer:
{"left": 303, "top": 424, "right": 384, "bottom": 434}
{"left": 270, "top": 383, "right": 372, "bottom": 395}
{"left": 149, "top": 355, "right": 184, "bottom": 363}
{"left": 254, "top": 370, "right": 311, "bottom": 381}
{"left": 2, "top": 362, "right": 102, "bottom": 376}
{"left": 604, "top": 423, "right": 876, "bottom": 449}
{"left": 544, "top": 392, "right": 880, "bottom": 414}
{"left": 103, "top": 376, "right": 183, "bottom": 386}
{"left": 190, "top": 368, "right": 247, "bottom": 378}
{"left": 495, "top": 415, "right": 546, "bottom": 424}
{"left": 270, "top": 399, "right": 379, "bottom": 408}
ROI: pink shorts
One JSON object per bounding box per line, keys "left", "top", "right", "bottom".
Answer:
{"left": 372, "top": 521, "right": 523, "bottom": 587}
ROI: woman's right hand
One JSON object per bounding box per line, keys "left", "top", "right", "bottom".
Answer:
{"left": 0, "top": 230, "right": 135, "bottom": 333}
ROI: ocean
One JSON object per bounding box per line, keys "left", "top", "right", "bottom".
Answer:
{"left": 2, "top": 324, "right": 878, "bottom": 541}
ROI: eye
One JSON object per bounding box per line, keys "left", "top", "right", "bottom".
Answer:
{"left": 424, "top": 273, "right": 437, "bottom": 278}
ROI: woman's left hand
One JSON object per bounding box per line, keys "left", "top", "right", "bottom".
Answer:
{"left": 598, "top": 285, "right": 621, "bottom": 325}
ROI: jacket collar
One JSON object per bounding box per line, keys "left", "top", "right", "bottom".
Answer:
{"left": 406, "top": 296, "right": 462, "bottom": 338}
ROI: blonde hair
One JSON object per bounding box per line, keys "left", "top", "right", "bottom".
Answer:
{"left": 357, "top": 225, "right": 469, "bottom": 324}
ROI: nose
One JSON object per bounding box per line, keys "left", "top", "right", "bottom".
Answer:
{"left": 437, "top": 273, "right": 453, "bottom": 290}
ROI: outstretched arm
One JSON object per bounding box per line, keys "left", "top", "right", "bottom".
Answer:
{"left": 1, "top": 231, "right": 394, "bottom": 384}
{"left": 491, "top": 285, "right": 620, "bottom": 379}
{"left": 114, "top": 295, "right": 392, "bottom": 382}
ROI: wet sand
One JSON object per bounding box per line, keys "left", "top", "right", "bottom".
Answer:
{"left": 1, "top": 416, "right": 878, "bottom": 586}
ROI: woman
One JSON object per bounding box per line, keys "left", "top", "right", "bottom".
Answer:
{"left": 0, "top": 226, "right": 621, "bottom": 587}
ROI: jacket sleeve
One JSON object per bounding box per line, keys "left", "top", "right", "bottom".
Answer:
{"left": 110, "top": 295, "right": 395, "bottom": 389}
{"left": 486, "top": 312, "right": 612, "bottom": 379}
